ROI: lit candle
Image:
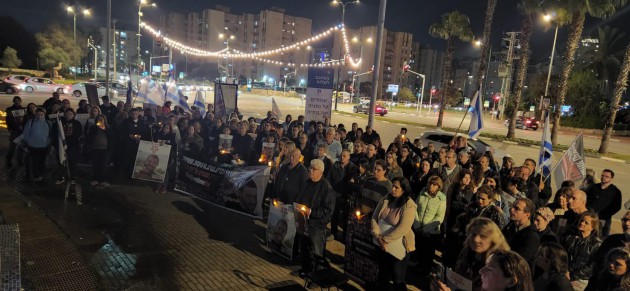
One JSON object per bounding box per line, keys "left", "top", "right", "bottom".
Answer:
{"left": 268, "top": 161, "right": 273, "bottom": 167}
{"left": 355, "top": 210, "right": 361, "bottom": 219}
{"left": 272, "top": 199, "right": 279, "bottom": 207}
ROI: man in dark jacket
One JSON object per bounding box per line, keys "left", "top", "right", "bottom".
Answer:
{"left": 327, "top": 149, "right": 358, "bottom": 241}
{"left": 99, "top": 96, "right": 119, "bottom": 123}
{"left": 586, "top": 169, "right": 622, "bottom": 237}
{"left": 503, "top": 197, "right": 540, "bottom": 274}
{"left": 5, "top": 96, "right": 26, "bottom": 168}
{"left": 361, "top": 125, "right": 380, "bottom": 145}
{"left": 272, "top": 148, "right": 308, "bottom": 204}
{"left": 232, "top": 122, "right": 254, "bottom": 164}
{"left": 296, "top": 159, "right": 336, "bottom": 276}
{"left": 42, "top": 92, "right": 61, "bottom": 111}
{"left": 122, "top": 108, "right": 149, "bottom": 178}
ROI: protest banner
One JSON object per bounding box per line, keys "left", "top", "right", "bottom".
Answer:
{"left": 132, "top": 140, "right": 171, "bottom": 183}
{"left": 305, "top": 67, "right": 334, "bottom": 123}
{"left": 174, "top": 152, "right": 269, "bottom": 218}
{"left": 266, "top": 203, "right": 297, "bottom": 260}
{"left": 261, "top": 142, "right": 275, "bottom": 163}
{"left": 344, "top": 214, "right": 379, "bottom": 287}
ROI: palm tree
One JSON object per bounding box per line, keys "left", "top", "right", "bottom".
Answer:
{"left": 579, "top": 26, "right": 626, "bottom": 95}
{"left": 475, "top": 0, "right": 497, "bottom": 90}
{"left": 551, "top": 0, "right": 628, "bottom": 146}
{"left": 599, "top": 44, "right": 630, "bottom": 153}
{"left": 507, "top": 0, "right": 542, "bottom": 138}
{"left": 430, "top": 11, "right": 474, "bottom": 129}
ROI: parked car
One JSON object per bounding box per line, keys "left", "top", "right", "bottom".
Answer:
{"left": 20, "top": 78, "right": 69, "bottom": 94}
{"left": 97, "top": 81, "right": 137, "bottom": 96}
{"left": 419, "top": 130, "right": 494, "bottom": 159}
{"left": 4, "top": 75, "right": 30, "bottom": 85}
{"left": 359, "top": 97, "right": 371, "bottom": 104}
{"left": 505, "top": 117, "right": 539, "bottom": 130}
{"left": 353, "top": 103, "right": 388, "bottom": 116}
{"left": 0, "top": 81, "right": 21, "bottom": 94}
{"left": 70, "top": 82, "right": 107, "bottom": 97}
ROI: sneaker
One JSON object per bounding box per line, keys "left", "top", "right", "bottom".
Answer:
{"left": 101, "top": 182, "right": 110, "bottom": 187}
{"left": 55, "top": 177, "right": 66, "bottom": 185}
{"left": 90, "top": 181, "right": 99, "bottom": 186}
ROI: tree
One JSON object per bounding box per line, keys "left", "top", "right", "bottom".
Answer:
{"left": 0, "top": 47, "right": 22, "bottom": 68}
{"left": 551, "top": 0, "right": 628, "bottom": 146}
{"left": 0, "top": 16, "right": 38, "bottom": 68}
{"left": 566, "top": 70, "right": 602, "bottom": 120}
{"left": 36, "top": 22, "right": 86, "bottom": 72}
{"left": 579, "top": 26, "right": 626, "bottom": 95}
{"left": 506, "top": 0, "right": 542, "bottom": 138}
{"left": 599, "top": 44, "right": 630, "bottom": 153}
{"left": 397, "top": 87, "right": 415, "bottom": 103}
{"left": 475, "top": 0, "right": 497, "bottom": 90}
{"left": 429, "top": 11, "right": 474, "bottom": 128}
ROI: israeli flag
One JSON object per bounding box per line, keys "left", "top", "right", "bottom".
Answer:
{"left": 194, "top": 90, "right": 206, "bottom": 116}
{"left": 135, "top": 76, "right": 152, "bottom": 103}
{"left": 165, "top": 80, "right": 192, "bottom": 113}
{"left": 539, "top": 111, "right": 553, "bottom": 178}
{"left": 468, "top": 89, "right": 484, "bottom": 139}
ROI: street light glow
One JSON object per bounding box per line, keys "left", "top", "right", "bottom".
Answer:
{"left": 352, "top": 36, "right": 359, "bottom": 42}
{"left": 543, "top": 14, "right": 552, "bottom": 22}
{"left": 66, "top": 6, "right": 74, "bottom": 13}
{"left": 475, "top": 40, "right": 482, "bottom": 46}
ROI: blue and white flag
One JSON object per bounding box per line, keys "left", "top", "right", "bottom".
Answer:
{"left": 194, "top": 90, "right": 206, "bottom": 116}
{"left": 166, "top": 80, "right": 192, "bottom": 113}
{"left": 539, "top": 111, "right": 553, "bottom": 178}
{"left": 136, "top": 76, "right": 150, "bottom": 102}
{"left": 271, "top": 97, "right": 282, "bottom": 119}
{"left": 56, "top": 114, "right": 67, "bottom": 166}
{"left": 468, "top": 89, "right": 484, "bottom": 139}
{"left": 145, "top": 80, "right": 166, "bottom": 106}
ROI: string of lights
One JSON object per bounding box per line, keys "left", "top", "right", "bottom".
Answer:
{"left": 141, "top": 22, "right": 360, "bottom": 68}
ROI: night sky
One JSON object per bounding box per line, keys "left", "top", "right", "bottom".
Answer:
{"left": 4, "top": 0, "right": 630, "bottom": 62}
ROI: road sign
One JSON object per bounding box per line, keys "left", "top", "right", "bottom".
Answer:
{"left": 387, "top": 84, "right": 399, "bottom": 93}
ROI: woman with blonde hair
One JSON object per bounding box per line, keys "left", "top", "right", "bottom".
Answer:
{"left": 454, "top": 217, "right": 511, "bottom": 290}
{"left": 386, "top": 151, "right": 403, "bottom": 180}
{"left": 561, "top": 211, "right": 602, "bottom": 290}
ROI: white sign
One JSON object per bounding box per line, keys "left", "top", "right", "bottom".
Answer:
{"left": 446, "top": 268, "right": 473, "bottom": 291}
{"left": 387, "top": 84, "right": 399, "bottom": 93}
{"left": 305, "top": 68, "right": 334, "bottom": 122}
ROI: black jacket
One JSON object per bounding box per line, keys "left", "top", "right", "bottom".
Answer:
{"left": 296, "top": 178, "right": 336, "bottom": 229}
{"left": 534, "top": 271, "right": 573, "bottom": 291}
{"left": 587, "top": 183, "right": 622, "bottom": 220}
{"left": 561, "top": 232, "right": 602, "bottom": 280}
{"left": 273, "top": 163, "right": 309, "bottom": 204}
{"left": 232, "top": 133, "right": 255, "bottom": 164}
{"left": 537, "top": 226, "right": 559, "bottom": 244}
{"left": 5, "top": 105, "right": 26, "bottom": 139}
{"left": 327, "top": 161, "right": 358, "bottom": 198}
{"left": 502, "top": 223, "right": 541, "bottom": 273}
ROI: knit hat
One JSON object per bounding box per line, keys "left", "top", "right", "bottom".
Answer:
{"left": 535, "top": 207, "right": 555, "bottom": 222}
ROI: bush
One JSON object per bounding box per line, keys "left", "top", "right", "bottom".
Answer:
{"left": 560, "top": 116, "right": 604, "bottom": 129}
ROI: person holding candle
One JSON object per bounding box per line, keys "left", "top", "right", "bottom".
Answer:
{"left": 296, "top": 159, "right": 336, "bottom": 278}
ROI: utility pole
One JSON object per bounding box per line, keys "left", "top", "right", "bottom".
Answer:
{"left": 498, "top": 31, "right": 519, "bottom": 120}
{"left": 112, "top": 19, "right": 117, "bottom": 81}
{"left": 368, "top": 0, "right": 387, "bottom": 128}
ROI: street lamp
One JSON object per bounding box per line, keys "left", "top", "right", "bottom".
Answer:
{"left": 219, "top": 34, "right": 236, "bottom": 78}
{"left": 137, "top": 0, "right": 156, "bottom": 77}
{"left": 543, "top": 13, "right": 559, "bottom": 97}
{"left": 66, "top": 6, "right": 90, "bottom": 80}
{"left": 331, "top": 0, "right": 360, "bottom": 111}
{"left": 283, "top": 70, "right": 297, "bottom": 97}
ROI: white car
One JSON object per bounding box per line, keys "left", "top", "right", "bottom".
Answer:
{"left": 70, "top": 82, "right": 107, "bottom": 98}
{"left": 419, "top": 130, "right": 494, "bottom": 159}
{"left": 20, "top": 77, "right": 69, "bottom": 94}
{"left": 4, "top": 75, "right": 30, "bottom": 85}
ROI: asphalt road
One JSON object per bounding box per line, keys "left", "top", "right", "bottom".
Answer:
{"left": 3, "top": 91, "right": 629, "bottom": 219}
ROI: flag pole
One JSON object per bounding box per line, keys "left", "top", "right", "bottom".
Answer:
{"left": 451, "top": 90, "right": 477, "bottom": 144}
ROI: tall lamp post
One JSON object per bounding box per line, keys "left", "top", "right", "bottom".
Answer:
{"left": 219, "top": 34, "right": 235, "bottom": 78}
{"left": 66, "top": 6, "right": 90, "bottom": 80}
{"left": 543, "top": 13, "right": 559, "bottom": 97}
{"left": 137, "top": 0, "right": 156, "bottom": 77}
{"left": 283, "top": 70, "right": 297, "bottom": 97}
{"left": 332, "top": 0, "right": 360, "bottom": 111}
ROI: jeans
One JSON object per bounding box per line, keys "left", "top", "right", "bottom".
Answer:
{"left": 299, "top": 226, "right": 327, "bottom": 272}
{"left": 377, "top": 247, "right": 410, "bottom": 290}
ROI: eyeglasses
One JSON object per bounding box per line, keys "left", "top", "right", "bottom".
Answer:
{"left": 309, "top": 167, "right": 320, "bottom": 171}
{"left": 601, "top": 175, "right": 612, "bottom": 179}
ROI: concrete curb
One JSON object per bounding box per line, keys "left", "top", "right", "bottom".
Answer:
{"left": 502, "top": 140, "right": 519, "bottom": 145}
{"left": 600, "top": 156, "right": 626, "bottom": 163}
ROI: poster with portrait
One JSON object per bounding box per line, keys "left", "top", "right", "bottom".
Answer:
{"left": 261, "top": 142, "right": 275, "bottom": 162}
{"left": 219, "top": 134, "right": 233, "bottom": 150}
{"left": 132, "top": 140, "right": 171, "bottom": 183}
{"left": 174, "top": 152, "right": 270, "bottom": 219}
{"left": 266, "top": 203, "right": 297, "bottom": 260}
{"left": 344, "top": 214, "right": 379, "bottom": 287}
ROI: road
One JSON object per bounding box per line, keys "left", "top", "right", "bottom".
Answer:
{"left": 3, "top": 91, "right": 629, "bottom": 219}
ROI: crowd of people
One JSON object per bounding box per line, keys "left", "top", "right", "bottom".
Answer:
{"left": 4, "top": 92, "right": 630, "bottom": 291}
